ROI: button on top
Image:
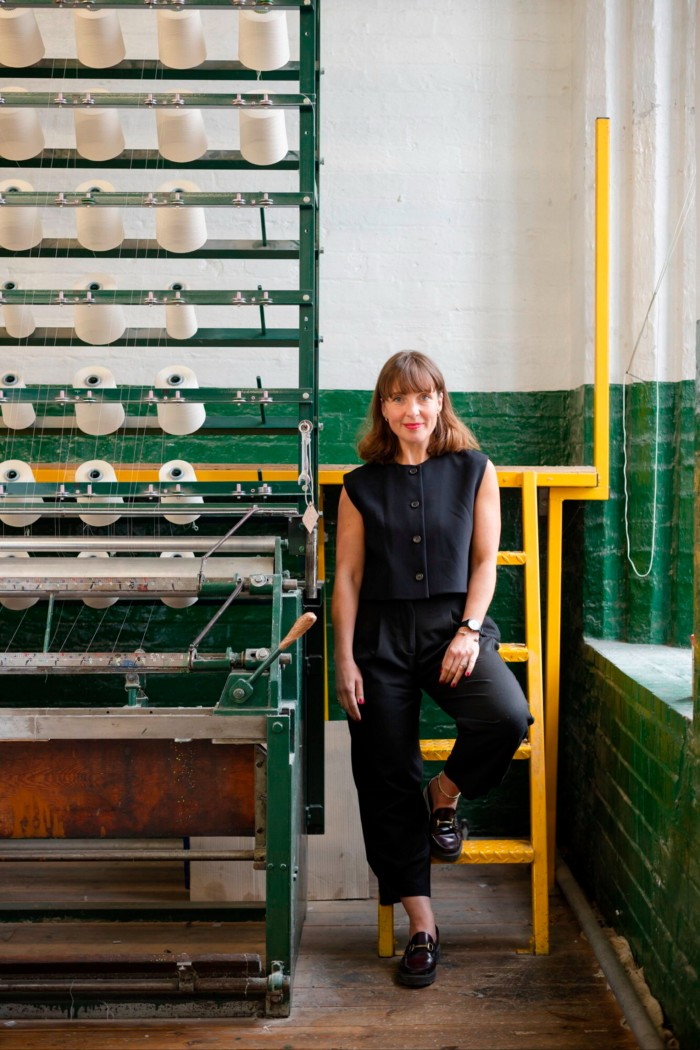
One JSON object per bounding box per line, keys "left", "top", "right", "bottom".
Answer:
{"left": 408, "top": 467, "right": 418, "bottom": 475}
{"left": 412, "top": 535, "right": 422, "bottom": 544}
{"left": 410, "top": 500, "right": 420, "bottom": 508}
{"left": 415, "top": 572, "right": 424, "bottom": 581}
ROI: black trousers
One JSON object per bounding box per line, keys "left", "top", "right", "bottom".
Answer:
{"left": 348, "top": 596, "right": 532, "bottom": 905}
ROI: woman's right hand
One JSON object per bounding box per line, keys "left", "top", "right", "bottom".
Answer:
{"left": 335, "top": 657, "right": 365, "bottom": 722}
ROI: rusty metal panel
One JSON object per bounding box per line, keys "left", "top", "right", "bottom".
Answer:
{"left": 0, "top": 740, "right": 255, "bottom": 839}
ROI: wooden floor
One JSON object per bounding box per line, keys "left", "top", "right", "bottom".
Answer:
{"left": 0, "top": 865, "right": 638, "bottom": 1050}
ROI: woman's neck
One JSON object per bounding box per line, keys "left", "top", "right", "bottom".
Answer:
{"left": 395, "top": 448, "right": 431, "bottom": 465}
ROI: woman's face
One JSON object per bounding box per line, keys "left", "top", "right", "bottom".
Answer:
{"left": 381, "top": 387, "right": 443, "bottom": 458}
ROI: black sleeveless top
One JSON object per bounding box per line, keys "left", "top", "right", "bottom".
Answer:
{"left": 343, "top": 450, "right": 489, "bottom": 601}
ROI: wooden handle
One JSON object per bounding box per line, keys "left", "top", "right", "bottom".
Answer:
{"left": 278, "top": 611, "right": 317, "bottom": 651}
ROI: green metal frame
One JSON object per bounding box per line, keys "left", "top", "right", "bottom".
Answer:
{"left": 0, "top": 0, "right": 322, "bottom": 1019}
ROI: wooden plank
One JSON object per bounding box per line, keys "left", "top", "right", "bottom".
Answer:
{"left": 0, "top": 741, "right": 255, "bottom": 839}
{"left": 0, "top": 1020, "right": 637, "bottom": 1049}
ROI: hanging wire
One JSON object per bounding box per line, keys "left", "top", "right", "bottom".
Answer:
{"left": 620, "top": 170, "right": 696, "bottom": 579}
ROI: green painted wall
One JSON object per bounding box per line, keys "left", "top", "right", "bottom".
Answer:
{"left": 572, "top": 382, "right": 694, "bottom": 647}
{"left": 558, "top": 374, "right": 699, "bottom": 1046}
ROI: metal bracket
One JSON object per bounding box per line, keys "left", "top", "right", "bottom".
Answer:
{"left": 265, "top": 960, "right": 289, "bottom": 1014}
{"left": 124, "top": 671, "right": 148, "bottom": 708}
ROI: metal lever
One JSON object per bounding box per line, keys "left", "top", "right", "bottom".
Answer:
{"left": 219, "top": 611, "right": 317, "bottom": 707}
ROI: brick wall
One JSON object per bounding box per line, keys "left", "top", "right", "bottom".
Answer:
{"left": 559, "top": 642, "right": 699, "bottom": 1045}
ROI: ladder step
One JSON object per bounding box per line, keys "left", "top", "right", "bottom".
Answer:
{"left": 432, "top": 839, "right": 535, "bottom": 865}
{"left": 421, "top": 740, "right": 531, "bottom": 762}
{"left": 499, "top": 643, "right": 529, "bottom": 662}
{"left": 497, "top": 551, "right": 527, "bottom": 565}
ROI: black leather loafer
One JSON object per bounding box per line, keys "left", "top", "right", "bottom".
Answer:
{"left": 428, "top": 806, "right": 464, "bottom": 861}
{"left": 424, "top": 781, "right": 464, "bottom": 861}
{"left": 397, "top": 929, "right": 440, "bottom": 987}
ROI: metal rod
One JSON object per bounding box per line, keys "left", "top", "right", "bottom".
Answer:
{"left": 0, "top": 0, "right": 305, "bottom": 11}
{"left": 0, "top": 506, "right": 301, "bottom": 520}
{"left": 259, "top": 207, "right": 268, "bottom": 247}
{"left": 594, "top": 117, "right": 611, "bottom": 498}
{"left": 0, "top": 287, "right": 311, "bottom": 306}
{"left": 0, "top": 536, "right": 277, "bottom": 554}
{"left": 42, "top": 594, "right": 55, "bottom": 653}
{"left": 200, "top": 506, "right": 259, "bottom": 563}
{"left": 0, "top": 93, "right": 312, "bottom": 110}
{"left": 188, "top": 580, "right": 244, "bottom": 657}
{"left": 0, "top": 849, "right": 257, "bottom": 862}
{"left": 0, "top": 977, "right": 269, "bottom": 996}
{"left": 556, "top": 859, "right": 666, "bottom": 1050}
{"left": 0, "top": 652, "right": 293, "bottom": 675}
{"left": 257, "top": 373, "right": 267, "bottom": 423}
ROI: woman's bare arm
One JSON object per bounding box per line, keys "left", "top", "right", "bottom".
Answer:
{"left": 331, "top": 487, "right": 366, "bottom": 721}
{"left": 439, "top": 459, "right": 501, "bottom": 686}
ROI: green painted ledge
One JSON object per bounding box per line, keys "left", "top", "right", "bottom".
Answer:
{"left": 584, "top": 637, "right": 693, "bottom": 720}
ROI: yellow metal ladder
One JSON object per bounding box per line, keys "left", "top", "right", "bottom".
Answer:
{"left": 377, "top": 470, "right": 549, "bottom": 956}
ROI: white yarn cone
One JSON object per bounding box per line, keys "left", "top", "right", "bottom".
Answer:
{"left": 156, "top": 106, "right": 208, "bottom": 163}
{"left": 0, "top": 179, "right": 42, "bottom": 251}
{"left": 0, "top": 459, "right": 42, "bottom": 527}
{"left": 2, "top": 281, "right": 36, "bottom": 340}
{"left": 159, "top": 459, "right": 203, "bottom": 525}
{"left": 0, "top": 88, "right": 44, "bottom": 161}
{"left": 0, "top": 10, "right": 45, "bottom": 68}
{"left": 77, "top": 550, "right": 118, "bottom": 609}
{"left": 160, "top": 550, "right": 197, "bottom": 608}
{"left": 75, "top": 179, "right": 124, "bottom": 252}
{"left": 238, "top": 10, "right": 290, "bottom": 71}
{"left": 165, "top": 282, "right": 198, "bottom": 340}
{"left": 155, "top": 179, "right": 207, "bottom": 254}
{"left": 74, "top": 92, "right": 125, "bottom": 162}
{"left": 73, "top": 9, "right": 125, "bottom": 68}
{"left": 0, "top": 551, "right": 39, "bottom": 611}
{"left": 0, "top": 371, "right": 35, "bottom": 431}
{"left": 72, "top": 364, "right": 125, "bottom": 436}
{"left": 75, "top": 459, "right": 123, "bottom": 528}
{"left": 155, "top": 364, "right": 206, "bottom": 436}
{"left": 157, "top": 9, "right": 207, "bottom": 69}
{"left": 239, "top": 107, "right": 288, "bottom": 166}
{"left": 73, "top": 274, "right": 126, "bottom": 346}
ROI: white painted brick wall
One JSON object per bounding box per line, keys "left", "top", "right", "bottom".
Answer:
{"left": 0, "top": 1, "right": 695, "bottom": 393}
{"left": 321, "top": 1, "right": 575, "bottom": 392}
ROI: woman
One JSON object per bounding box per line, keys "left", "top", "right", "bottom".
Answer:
{"left": 332, "top": 351, "right": 531, "bottom": 988}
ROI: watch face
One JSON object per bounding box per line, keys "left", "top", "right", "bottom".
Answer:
{"left": 466, "top": 618, "right": 482, "bottom": 631}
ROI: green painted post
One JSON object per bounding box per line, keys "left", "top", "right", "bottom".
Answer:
{"left": 265, "top": 710, "right": 299, "bottom": 1015}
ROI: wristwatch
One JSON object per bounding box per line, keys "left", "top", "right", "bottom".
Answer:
{"left": 458, "top": 618, "right": 482, "bottom": 633}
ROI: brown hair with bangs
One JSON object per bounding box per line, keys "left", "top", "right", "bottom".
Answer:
{"left": 357, "top": 351, "right": 480, "bottom": 463}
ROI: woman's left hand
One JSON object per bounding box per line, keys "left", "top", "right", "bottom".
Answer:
{"left": 439, "top": 630, "right": 480, "bottom": 687}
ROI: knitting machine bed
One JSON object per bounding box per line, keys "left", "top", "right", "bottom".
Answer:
{"left": 0, "top": 557, "right": 314, "bottom": 1017}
